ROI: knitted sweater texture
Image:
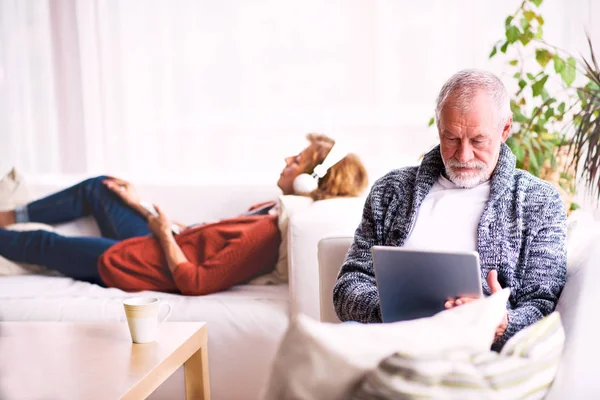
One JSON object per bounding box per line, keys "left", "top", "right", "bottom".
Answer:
{"left": 333, "top": 144, "right": 567, "bottom": 350}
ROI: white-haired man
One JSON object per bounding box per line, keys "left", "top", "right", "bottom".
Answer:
{"left": 333, "top": 69, "right": 567, "bottom": 350}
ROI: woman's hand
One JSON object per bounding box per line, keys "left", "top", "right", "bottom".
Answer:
{"left": 103, "top": 177, "right": 141, "bottom": 207}
{"left": 147, "top": 204, "right": 173, "bottom": 240}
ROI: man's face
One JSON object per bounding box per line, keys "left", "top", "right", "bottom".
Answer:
{"left": 438, "top": 93, "right": 512, "bottom": 188}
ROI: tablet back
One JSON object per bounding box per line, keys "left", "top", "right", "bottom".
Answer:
{"left": 371, "top": 246, "right": 482, "bottom": 323}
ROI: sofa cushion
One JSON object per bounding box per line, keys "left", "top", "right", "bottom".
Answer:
{"left": 0, "top": 167, "right": 28, "bottom": 210}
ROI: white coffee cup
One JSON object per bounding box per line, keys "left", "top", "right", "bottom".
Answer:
{"left": 123, "top": 297, "right": 172, "bottom": 344}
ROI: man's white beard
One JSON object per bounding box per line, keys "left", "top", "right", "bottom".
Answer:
{"left": 444, "top": 159, "right": 490, "bottom": 188}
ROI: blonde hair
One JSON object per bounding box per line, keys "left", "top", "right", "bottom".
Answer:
{"left": 301, "top": 133, "right": 369, "bottom": 200}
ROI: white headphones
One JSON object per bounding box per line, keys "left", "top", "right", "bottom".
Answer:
{"left": 292, "top": 142, "right": 348, "bottom": 195}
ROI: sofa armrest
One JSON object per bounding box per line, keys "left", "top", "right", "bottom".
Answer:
{"left": 318, "top": 236, "right": 353, "bottom": 323}
{"left": 546, "top": 232, "right": 600, "bottom": 398}
{"left": 287, "top": 198, "right": 364, "bottom": 319}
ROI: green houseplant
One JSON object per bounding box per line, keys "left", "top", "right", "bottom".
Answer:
{"left": 430, "top": 0, "right": 600, "bottom": 209}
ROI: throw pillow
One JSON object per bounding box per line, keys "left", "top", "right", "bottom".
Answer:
{"left": 0, "top": 167, "right": 28, "bottom": 210}
{"left": 351, "top": 312, "right": 564, "bottom": 399}
{"left": 0, "top": 223, "right": 54, "bottom": 276}
{"left": 250, "top": 195, "right": 314, "bottom": 284}
{"left": 261, "top": 289, "right": 511, "bottom": 400}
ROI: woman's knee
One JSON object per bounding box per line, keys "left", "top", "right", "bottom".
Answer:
{"left": 82, "top": 175, "right": 109, "bottom": 188}
{"left": 79, "top": 176, "right": 112, "bottom": 200}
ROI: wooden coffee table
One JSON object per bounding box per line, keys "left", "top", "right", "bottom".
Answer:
{"left": 0, "top": 322, "right": 210, "bottom": 400}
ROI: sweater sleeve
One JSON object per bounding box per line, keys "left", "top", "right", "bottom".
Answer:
{"left": 171, "top": 218, "right": 280, "bottom": 296}
{"left": 493, "top": 191, "right": 567, "bottom": 350}
{"left": 333, "top": 181, "right": 390, "bottom": 323}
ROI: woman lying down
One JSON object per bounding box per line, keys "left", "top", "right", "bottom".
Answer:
{"left": 0, "top": 134, "right": 368, "bottom": 295}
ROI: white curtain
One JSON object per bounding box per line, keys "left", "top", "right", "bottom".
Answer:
{"left": 0, "top": 0, "right": 596, "bottom": 185}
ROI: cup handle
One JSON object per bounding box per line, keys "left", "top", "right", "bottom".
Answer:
{"left": 158, "top": 302, "right": 172, "bottom": 326}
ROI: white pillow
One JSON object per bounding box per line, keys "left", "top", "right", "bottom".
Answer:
{"left": 0, "top": 167, "right": 28, "bottom": 210}
{"left": 0, "top": 223, "right": 55, "bottom": 276}
{"left": 250, "top": 195, "right": 314, "bottom": 284}
{"left": 261, "top": 289, "right": 511, "bottom": 400}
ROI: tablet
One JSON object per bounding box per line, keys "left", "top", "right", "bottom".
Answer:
{"left": 371, "top": 246, "right": 483, "bottom": 323}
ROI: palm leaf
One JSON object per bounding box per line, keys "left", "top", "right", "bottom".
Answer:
{"left": 569, "top": 34, "right": 600, "bottom": 199}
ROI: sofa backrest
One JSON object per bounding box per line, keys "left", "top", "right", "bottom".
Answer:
{"left": 287, "top": 198, "right": 364, "bottom": 319}
{"left": 27, "top": 180, "right": 281, "bottom": 224}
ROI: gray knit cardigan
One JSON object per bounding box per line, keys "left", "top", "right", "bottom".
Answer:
{"left": 333, "top": 143, "right": 567, "bottom": 350}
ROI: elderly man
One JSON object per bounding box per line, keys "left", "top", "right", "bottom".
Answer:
{"left": 333, "top": 69, "right": 567, "bottom": 350}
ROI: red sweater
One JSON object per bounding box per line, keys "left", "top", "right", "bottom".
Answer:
{"left": 98, "top": 212, "right": 280, "bottom": 296}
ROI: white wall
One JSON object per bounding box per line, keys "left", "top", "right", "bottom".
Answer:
{"left": 0, "top": 0, "right": 597, "bottom": 188}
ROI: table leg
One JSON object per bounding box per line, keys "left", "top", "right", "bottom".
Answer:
{"left": 184, "top": 345, "right": 210, "bottom": 400}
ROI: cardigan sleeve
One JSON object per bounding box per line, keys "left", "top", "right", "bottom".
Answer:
{"left": 493, "top": 191, "right": 567, "bottom": 350}
{"left": 171, "top": 218, "right": 280, "bottom": 296}
{"left": 333, "top": 179, "right": 392, "bottom": 323}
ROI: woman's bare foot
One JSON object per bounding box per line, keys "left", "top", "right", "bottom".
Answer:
{"left": 0, "top": 210, "right": 16, "bottom": 227}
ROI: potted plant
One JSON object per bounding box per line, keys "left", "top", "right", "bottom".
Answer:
{"left": 430, "top": 0, "right": 600, "bottom": 210}
{"left": 489, "top": 0, "right": 600, "bottom": 209}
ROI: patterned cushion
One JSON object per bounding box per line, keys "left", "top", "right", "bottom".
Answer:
{"left": 351, "top": 312, "right": 564, "bottom": 400}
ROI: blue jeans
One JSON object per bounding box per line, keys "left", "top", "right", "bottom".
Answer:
{"left": 0, "top": 176, "right": 151, "bottom": 285}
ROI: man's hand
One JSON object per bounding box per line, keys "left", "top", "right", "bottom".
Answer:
{"left": 444, "top": 269, "right": 509, "bottom": 342}
{"left": 103, "top": 177, "right": 141, "bottom": 207}
{"left": 147, "top": 204, "right": 173, "bottom": 240}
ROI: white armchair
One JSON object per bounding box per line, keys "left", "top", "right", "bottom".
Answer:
{"left": 316, "top": 235, "right": 600, "bottom": 398}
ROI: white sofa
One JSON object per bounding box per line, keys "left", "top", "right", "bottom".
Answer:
{"left": 317, "top": 232, "right": 600, "bottom": 398}
{"left": 0, "top": 179, "right": 367, "bottom": 400}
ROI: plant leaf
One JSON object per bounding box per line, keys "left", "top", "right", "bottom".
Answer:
{"left": 526, "top": 140, "right": 540, "bottom": 174}
{"left": 560, "top": 57, "right": 577, "bottom": 86}
{"left": 535, "top": 49, "right": 552, "bottom": 68}
{"left": 532, "top": 75, "right": 549, "bottom": 97}
{"left": 541, "top": 89, "right": 550, "bottom": 102}
{"left": 509, "top": 59, "right": 519, "bottom": 66}
{"left": 553, "top": 54, "right": 565, "bottom": 73}
{"left": 523, "top": 11, "right": 536, "bottom": 22}
{"left": 531, "top": 0, "right": 543, "bottom": 7}
{"left": 428, "top": 117, "right": 435, "bottom": 127}
{"left": 500, "top": 41, "right": 509, "bottom": 53}
{"left": 519, "top": 30, "right": 534, "bottom": 46}
{"left": 558, "top": 102, "right": 566, "bottom": 113}
{"left": 505, "top": 16, "right": 514, "bottom": 28}
{"left": 536, "top": 25, "right": 543, "bottom": 39}
{"left": 506, "top": 26, "right": 521, "bottom": 44}
{"left": 489, "top": 46, "right": 498, "bottom": 59}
